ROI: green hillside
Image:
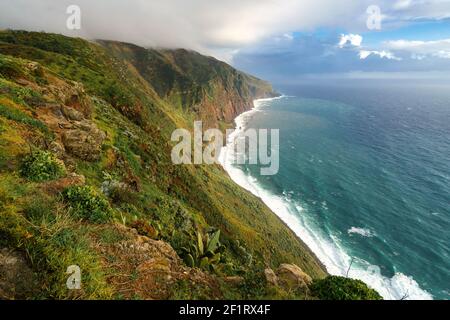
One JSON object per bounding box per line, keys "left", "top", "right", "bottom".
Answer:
{"left": 0, "top": 30, "right": 378, "bottom": 300}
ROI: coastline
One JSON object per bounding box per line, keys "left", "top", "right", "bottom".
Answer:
{"left": 218, "top": 96, "right": 434, "bottom": 300}
{"left": 218, "top": 95, "right": 327, "bottom": 273}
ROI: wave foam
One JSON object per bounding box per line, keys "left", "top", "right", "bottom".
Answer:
{"left": 218, "top": 96, "right": 433, "bottom": 300}
{"left": 348, "top": 227, "right": 376, "bottom": 237}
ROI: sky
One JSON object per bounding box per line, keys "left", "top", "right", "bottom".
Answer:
{"left": 1, "top": 0, "right": 450, "bottom": 82}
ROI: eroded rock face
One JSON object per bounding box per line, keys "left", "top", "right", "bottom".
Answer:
{"left": 62, "top": 120, "right": 106, "bottom": 161}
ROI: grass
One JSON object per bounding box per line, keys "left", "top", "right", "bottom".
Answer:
{"left": 0, "top": 30, "right": 332, "bottom": 300}
{"left": 19, "top": 149, "right": 66, "bottom": 182}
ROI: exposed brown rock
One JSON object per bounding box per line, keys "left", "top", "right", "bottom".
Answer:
{"left": 276, "top": 263, "right": 312, "bottom": 290}
{"left": 264, "top": 268, "right": 278, "bottom": 286}
{"left": 223, "top": 276, "right": 244, "bottom": 286}
{"left": 42, "top": 172, "right": 86, "bottom": 194}
{"left": 61, "top": 105, "right": 84, "bottom": 121}
{"left": 61, "top": 120, "right": 106, "bottom": 161}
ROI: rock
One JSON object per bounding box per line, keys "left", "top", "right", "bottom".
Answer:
{"left": 275, "top": 264, "right": 312, "bottom": 289}
{"left": 223, "top": 276, "right": 244, "bottom": 286}
{"left": 264, "top": 268, "right": 278, "bottom": 286}
{"left": 61, "top": 105, "right": 84, "bottom": 121}
{"left": 62, "top": 120, "right": 106, "bottom": 161}
{"left": 48, "top": 140, "right": 66, "bottom": 158}
{"left": 42, "top": 173, "right": 85, "bottom": 194}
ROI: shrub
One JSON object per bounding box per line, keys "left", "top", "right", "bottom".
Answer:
{"left": 20, "top": 150, "right": 65, "bottom": 182}
{"left": 310, "top": 276, "right": 383, "bottom": 300}
{"left": 62, "top": 185, "right": 111, "bottom": 223}
{"left": 0, "top": 56, "right": 25, "bottom": 79}
{"left": 181, "top": 229, "right": 224, "bottom": 272}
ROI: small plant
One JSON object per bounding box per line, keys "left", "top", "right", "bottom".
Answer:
{"left": 62, "top": 185, "right": 111, "bottom": 223}
{"left": 181, "top": 229, "right": 224, "bottom": 271}
{"left": 310, "top": 276, "right": 383, "bottom": 300}
{"left": 20, "top": 149, "right": 65, "bottom": 182}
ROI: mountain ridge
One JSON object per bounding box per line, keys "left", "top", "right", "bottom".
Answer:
{"left": 0, "top": 30, "right": 379, "bottom": 300}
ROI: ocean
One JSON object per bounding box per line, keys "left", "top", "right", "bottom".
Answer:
{"left": 220, "top": 79, "right": 450, "bottom": 300}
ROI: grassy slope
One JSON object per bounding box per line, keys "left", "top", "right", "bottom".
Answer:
{"left": 0, "top": 30, "right": 326, "bottom": 299}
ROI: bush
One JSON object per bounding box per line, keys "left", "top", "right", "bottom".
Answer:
{"left": 20, "top": 150, "right": 65, "bottom": 182}
{"left": 62, "top": 185, "right": 111, "bottom": 223}
{"left": 310, "top": 276, "right": 383, "bottom": 300}
{"left": 0, "top": 56, "right": 25, "bottom": 79}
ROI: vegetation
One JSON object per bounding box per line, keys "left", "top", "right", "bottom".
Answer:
{"left": 20, "top": 149, "right": 66, "bottom": 182}
{"left": 181, "top": 229, "right": 224, "bottom": 271}
{"left": 310, "top": 276, "right": 383, "bottom": 300}
{"left": 62, "top": 186, "right": 111, "bottom": 223}
{"left": 0, "top": 30, "right": 381, "bottom": 300}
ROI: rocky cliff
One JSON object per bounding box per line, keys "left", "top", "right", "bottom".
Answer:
{"left": 99, "top": 41, "right": 278, "bottom": 127}
{"left": 0, "top": 30, "right": 330, "bottom": 300}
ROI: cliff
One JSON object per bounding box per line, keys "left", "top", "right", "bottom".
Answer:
{"left": 0, "top": 30, "right": 329, "bottom": 299}
{"left": 98, "top": 40, "right": 278, "bottom": 127}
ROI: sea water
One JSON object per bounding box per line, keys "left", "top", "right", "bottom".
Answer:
{"left": 220, "top": 79, "right": 449, "bottom": 300}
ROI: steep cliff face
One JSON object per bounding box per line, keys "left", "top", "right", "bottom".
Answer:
{"left": 98, "top": 41, "right": 278, "bottom": 127}
{"left": 0, "top": 30, "right": 326, "bottom": 299}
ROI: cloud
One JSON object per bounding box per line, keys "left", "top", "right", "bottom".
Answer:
{"left": 389, "top": 0, "right": 450, "bottom": 21}
{"left": 339, "top": 34, "right": 363, "bottom": 47}
{"left": 1, "top": 0, "right": 449, "bottom": 61}
{"left": 336, "top": 34, "right": 401, "bottom": 61}
{"left": 359, "top": 50, "right": 402, "bottom": 60}
{"left": 384, "top": 38, "right": 450, "bottom": 59}
{"left": 0, "top": 0, "right": 365, "bottom": 54}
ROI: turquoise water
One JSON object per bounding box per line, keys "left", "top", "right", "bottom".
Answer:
{"left": 231, "top": 81, "right": 449, "bottom": 299}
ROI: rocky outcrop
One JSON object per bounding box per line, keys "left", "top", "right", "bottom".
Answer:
{"left": 61, "top": 120, "right": 106, "bottom": 161}
{"left": 265, "top": 263, "right": 313, "bottom": 291}
{"left": 97, "top": 224, "right": 223, "bottom": 299}
{"left": 37, "top": 101, "right": 106, "bottom": 161}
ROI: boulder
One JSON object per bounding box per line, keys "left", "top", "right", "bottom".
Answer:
{"left": 275, "top": 263, "right": 312, "bottom": 289}
{"left": 264, "top": 268, "right": 278, "bottom": 286}
{"left": 48, "top": 140, "right": 66, "bottom": 158}
{"left": 62, "top": 120, "right": 106, "bottom": 161}
{"left": 61, "top": 105, "right": 84, "bottom": 121}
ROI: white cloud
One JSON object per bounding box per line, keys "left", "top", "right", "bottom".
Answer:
{"left": 384, "top": 38, "right": 450, "bottom": 59}
{"left": 339, "top": 34, "right": 363, "bottom": 47}
{"left": 0, "top": 0, "right": 365, "bottom": 53}
{"left": 393, "top": 0, "right": 414, "bottom": 10}
{"left": 0, "top": 0, "right": 449, "bottom": 61}
{"left": 359, "top": 50, "right": 402, "bottom": 60}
